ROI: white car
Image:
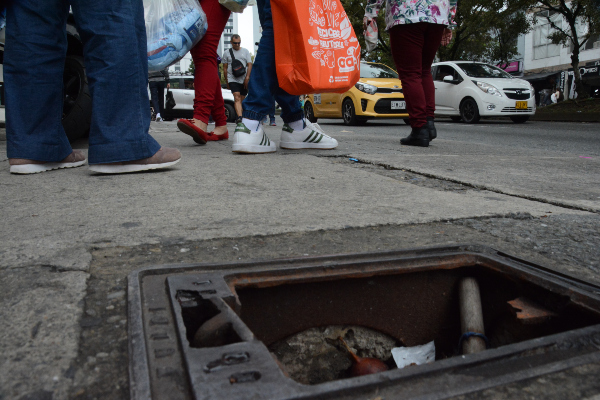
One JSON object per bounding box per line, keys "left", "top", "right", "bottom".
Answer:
{"left": 432, "top": 61, "right": 536, "bottom": 124}
{"left": 150, "top": 74, "right": 236, "bottom": 122}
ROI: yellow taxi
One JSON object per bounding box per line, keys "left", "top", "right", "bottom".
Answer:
{"left": 304, "top": 61, "right": 408, "bottom": 125}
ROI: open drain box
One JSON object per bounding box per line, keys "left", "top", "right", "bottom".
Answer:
{"left": 128, "top": 245, "right": 600, "bottom": 399}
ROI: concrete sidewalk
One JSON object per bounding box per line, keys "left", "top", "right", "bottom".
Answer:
{"left": 1, "top": 120, "right": 599, "bottom": 399}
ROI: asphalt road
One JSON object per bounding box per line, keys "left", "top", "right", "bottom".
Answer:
{"left": 0, "top": 119, "right": 599, "bottom": 400}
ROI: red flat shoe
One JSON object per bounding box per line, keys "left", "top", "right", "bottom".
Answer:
{"left": 207, "top": 130, "right": 229, "bottom": 141}
{"left": 177, "top": 119, "right": 210, "bottom": 145}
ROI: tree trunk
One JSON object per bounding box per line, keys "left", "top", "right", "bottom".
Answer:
{"left": 571, "top": 51, "right": 589, "bottom": 100}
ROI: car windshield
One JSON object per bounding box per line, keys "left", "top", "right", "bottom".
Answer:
{"left": 360, "top": 63, "right": 398, "bottom": 79}
{"left": 457, "top": 63, "right": 513, "bottom": 79}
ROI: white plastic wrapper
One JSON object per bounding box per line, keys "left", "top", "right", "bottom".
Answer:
{"left": 391, "top": 340, "right": 435, "bottom": 369}
{"left": 144, "top": 0, "right": 208, "bottom": 72}
{"left": 364, "top": 19, "right": 378, "bottom": 52}
{"left": 219, "top": 0, "right": 251, "bottom": 13}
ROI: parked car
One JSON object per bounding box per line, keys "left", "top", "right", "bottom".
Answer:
{"left": 154, "top": 73, "right": 237, "bottom": 122}
{"left": 304, "top": 61, "right": 408, "bottom": 126}
{"left": 0, "top": 16, "right": 92, "bottom": 141}
{"left": 431, "top": 61, "right": 536, "bottom": 123}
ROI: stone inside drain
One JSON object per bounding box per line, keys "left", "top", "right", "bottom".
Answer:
{"left": 269, "top": 325, "right": 401, "bottom": 385}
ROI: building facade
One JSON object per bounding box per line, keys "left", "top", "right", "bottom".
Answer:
{"left": 517, "top": 8, "right": 600, "bottom": 101}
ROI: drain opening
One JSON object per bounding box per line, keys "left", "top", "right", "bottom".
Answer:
{"left": 230, "top": 268, "right": 600, "bottom": 384}
{"left": 131, "top": 247, "right": 600, "bottom": 400}
{"left": 176, "top": 290, "right": 242, "bottom": 348}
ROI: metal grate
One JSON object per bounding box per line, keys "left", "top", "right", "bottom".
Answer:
{"left": 128, "top": 245, "right": 600, "bottom": 400}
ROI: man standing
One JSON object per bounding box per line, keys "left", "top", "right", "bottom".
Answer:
{"left": 222, "top": 35, "right": 252, "bottom": 122}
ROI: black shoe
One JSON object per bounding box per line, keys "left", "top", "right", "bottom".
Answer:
{"left": 426, "top": 117, "right": 437, "bottom": 141}
{"left": 236, "top": 116, "right": 242, "bottom": 124}
{"left": 400, "top": 126, "right": 430, "bottom": 147}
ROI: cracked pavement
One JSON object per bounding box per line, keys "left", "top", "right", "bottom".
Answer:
{"left": 0, "top": 118, "right": 599, "bottom": 399}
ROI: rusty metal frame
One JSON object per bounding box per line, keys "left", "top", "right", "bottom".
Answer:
{"left": 128, "top": 244, "right": 600, "bottom": 400}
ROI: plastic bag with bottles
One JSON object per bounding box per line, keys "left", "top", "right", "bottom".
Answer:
{"left": 144, "top": 0, "right": 208, "bottom": 72}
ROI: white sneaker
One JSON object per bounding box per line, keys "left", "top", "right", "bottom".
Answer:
{"left": 280, "top": 121, "right": 338, "bottom": 150}
{"left": 231, "top": 122, "right": 277, "bottom": 154}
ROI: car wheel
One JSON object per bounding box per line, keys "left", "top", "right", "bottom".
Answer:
{"left": 62, "top": 55, "right": 92, "bottom": 142}
{"left": 403, "top": 118, "right": 411, "bottom": 125}
{"left": 342, "top": 99, "right": 357, "bottom": 125}
{"left": 304, "top": 101, "right": 318, "bottom": 123}
{"left": 460, "top": 98, "right": 480, "bottom": 124}
{"left": 510, "top": 116, "right": 529, "bottom": 123}
{"left": 450, "top": 116, "right": 462, "bottom": 122}
{"left": 224, "top": 103, "right": 236, "bottom": 123}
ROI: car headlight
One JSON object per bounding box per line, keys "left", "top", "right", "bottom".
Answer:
{"left": 355, "top": 82, "right": 377, "bottom": 95}
{"left": 473, "top": 81, "right": 502, "bottom": 97}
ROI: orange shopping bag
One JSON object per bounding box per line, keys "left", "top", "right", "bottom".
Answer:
{"left": 271, "top": 0, "right": 361, "bottom": 95}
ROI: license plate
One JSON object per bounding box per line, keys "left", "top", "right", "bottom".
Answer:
{"left": 515, "top": 101, "right": 528, "bottom": 109}
{"left": 391, "top": 101, "right": 406, "bottom": 110}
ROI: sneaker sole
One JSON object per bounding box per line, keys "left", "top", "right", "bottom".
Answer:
{"left": 232, "top": 143, "right": 277, "bottom": 154}
{"left": 89, "top": 159, "right": 181, "bottom": 174}
{"left": 177, "top": 121, "right": 207, "bottom": 145}
{"left": 280, "top": 141, "right": 338, "bottom": 150}
{"left": 10, "top": 160, "right": 86, "bottom": 174}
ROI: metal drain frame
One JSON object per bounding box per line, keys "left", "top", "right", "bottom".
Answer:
{"left": 128, "top": 244, "right": 600, "bottom": 400}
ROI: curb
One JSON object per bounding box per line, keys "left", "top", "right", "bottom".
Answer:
{"left": 531, "top": 113, "right": 600, "bottom": 122}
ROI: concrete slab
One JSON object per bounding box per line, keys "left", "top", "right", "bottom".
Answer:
{"left": 0, "top": 124, "right": 590, "bottom": 271}
{"left": 0, "top": 268, "right": 88, "bottom": 400}
{"left": 351, "top": 137, "right": 600, "bottom": 212}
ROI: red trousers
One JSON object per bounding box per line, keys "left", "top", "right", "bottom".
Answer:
{"left": 389, "top": 23, "right": 445, "bottom": 129}
{"left": 190, "top": 0, "right": 230, "bottom": 125}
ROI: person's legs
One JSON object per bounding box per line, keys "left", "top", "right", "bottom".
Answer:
{"left": 149, "top": 81, "right": 161, "bottom": 118}
{"left": 191, "top": 0, "right": 230, "bottom": 126}
{"left": 233, "top": 90, "right": 244, "bottom": 120}
{"left": 242, "top": 0, "right": 301, "bottom": 125}
{"left": 70, "top": 0, "right": 162, "bottom": 164}
{"left": 390, "top": 23, "right": 427, "bottom": 129}
{"left": 421, "top": 24, "right": 445, "bottom": 119}
{"left": 4, "top": 0, "right": 74, "bottom": 162}
{"left": 156, "top": 80, "right": 166, "bottom": 116}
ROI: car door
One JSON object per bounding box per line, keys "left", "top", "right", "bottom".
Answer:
{"left": 166, "top": 78, "right": 192, "bottom": 111}
{"left": 318, "top": 92, "right": 340, "bottom": 116}
{"left": 434, "top": 65, "right": 463, "bottom": 114}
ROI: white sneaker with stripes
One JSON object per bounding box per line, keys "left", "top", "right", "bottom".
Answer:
{"left": 279, "top": 121, "right": 338, "bottom": 150}
{"left": 232, "top": 122, "right": 277, "bottom": 154}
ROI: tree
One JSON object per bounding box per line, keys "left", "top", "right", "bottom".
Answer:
{"left": 341, "top": 0, "right": 529, "bottom": 68}
{"left": 437, "top": 0, "right": 531, "bottom": 64}
{"left": 524, "top": 0, "right": 600, "bottom": 98}
{"left": 188, "top": 60, "right": 195, "bottom": 74}
{"left": 340, "top": 0, "right": 395, "bottom": 68}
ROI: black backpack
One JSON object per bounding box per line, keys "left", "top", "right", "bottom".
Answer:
{"left": 229, "top": 48, "right": 247, "bottom": 77}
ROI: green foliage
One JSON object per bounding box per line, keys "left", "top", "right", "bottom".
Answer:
{"left": 340, "top": 0, "right": 395, "bottom": 69}
{"left": 437, "top": 0, "right": 531, "bottom": 64}
{"left": 188, "top": 60, "right": 195, "bottom": 74}
{"left": 341, "top": 0, "right": 530, "bottom": 68}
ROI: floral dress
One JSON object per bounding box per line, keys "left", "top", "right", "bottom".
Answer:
{"left": 365, "top": 0, "right": 457, "bottom": 31}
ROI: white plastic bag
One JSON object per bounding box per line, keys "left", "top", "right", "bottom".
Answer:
{"left": 218, "top": 0, "right": 250, "bottom": 13}
{"left": 144, "top": 0, "right": 208, "bottom": 72}
{"left": 391, "top": 341, "right": 435, "bottom": 369}
{"left": 364, "top": 19, "right": 378, "bottom": 52}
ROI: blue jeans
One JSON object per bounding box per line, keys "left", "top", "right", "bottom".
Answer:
{"left": 242, "top": 0, "right": 302, "bottom": 124}
{"left": 4, "top": 0, "right": 161, "bottom": 164}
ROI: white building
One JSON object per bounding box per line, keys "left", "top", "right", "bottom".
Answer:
{"left": 520, "top": 8, "right": 600, "bottom": 99}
